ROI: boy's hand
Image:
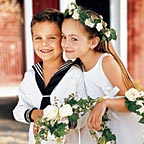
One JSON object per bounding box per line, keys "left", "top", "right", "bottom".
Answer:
{"left": 32, "top": 109, "right": 43, "bottom": 134}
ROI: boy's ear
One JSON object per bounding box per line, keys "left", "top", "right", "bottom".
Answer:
{"left": 90, "top": 37, "right": 100, "bottom": 49}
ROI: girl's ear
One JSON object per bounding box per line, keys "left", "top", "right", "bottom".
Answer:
{"left": 90, "top": 37, "right": 100, "bottom": 49}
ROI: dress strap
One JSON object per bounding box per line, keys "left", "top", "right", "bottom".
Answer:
{"left": 98, "top": 53, "right": 111, "bottom": 64}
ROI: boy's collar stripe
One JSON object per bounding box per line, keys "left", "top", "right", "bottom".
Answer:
{"left": 52, "top": 60, "right": 73, "bottom": 77}
{"left": 32, "top": 62, "right": 44, "bottom": 80}
{"left": 32, "top": 60, "right": 73, "bottom": 80}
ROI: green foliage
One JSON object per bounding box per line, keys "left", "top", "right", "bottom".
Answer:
{"left": 52, "top": 122, "right": 67, "bottom": 138}
{"left": 68, "top": 113, "right": 79, "bottom": 124}
{"left": 139, "top": 116, "right": 144, "bottom": 124}
{"left": 125, "top": 98, "right": 141, "bottom": 114}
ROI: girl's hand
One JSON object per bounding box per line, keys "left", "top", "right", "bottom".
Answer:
{"left": 87, "top": 99, "right": 108, "bottom": 131}
{"left": 32, "top": 109, "right": 43, "bottom": 134}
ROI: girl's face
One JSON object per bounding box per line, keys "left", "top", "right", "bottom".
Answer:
{"left": 32, "top": 21, "right": 62, "bottom": 62}
{"left": 61, "top": 18, "right": 94, "bottom": 60}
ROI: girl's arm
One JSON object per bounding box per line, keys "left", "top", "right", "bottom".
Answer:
{"left": 87, "top": 56, "right": 130, "bottom": 130}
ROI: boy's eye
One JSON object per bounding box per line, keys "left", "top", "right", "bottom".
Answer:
{"left": 49, "top": 36, "right": 56, "bottom": 39}
{"left": 34, "top": 37, "right": 41, "bottom": 40}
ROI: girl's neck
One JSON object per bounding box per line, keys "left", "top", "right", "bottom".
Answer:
{"left": 81, "top": 52, "right": 103, "bottom": 72}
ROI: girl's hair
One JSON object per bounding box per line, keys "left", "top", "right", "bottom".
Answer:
{"left": 106, "top": 43, "right": 135, "bottom": 89}
{"left": 64, "top": 3, "right": 135, "bottom": 89}
{"left": 83, "top": 10, "right": 135, "bottom": 89}
{"left": 31, "top": 8, "right": 64, "bottom": 34}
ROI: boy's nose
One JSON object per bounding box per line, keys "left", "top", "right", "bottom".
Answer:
{"left": 42, "top": 41, "right": 48, "bottom": 46}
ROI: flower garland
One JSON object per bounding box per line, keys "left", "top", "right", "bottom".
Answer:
{"left": 64, "top": 2, "right": 117, "bottom": 42}
{"left": 34, "top": 88, "right": 144, "bottom": 144}
{"left": 34, "top": 94, "right": 116, "bottom": 144}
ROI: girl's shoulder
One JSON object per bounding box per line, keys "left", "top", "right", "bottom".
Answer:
{"left": 102, "top": 54, "right": 126, "bottom": 92}
{"left": 95, "top": 53, "right": 112, "bottom": 68}
{"left": 102, "top": 54, "right": 119, "bottom": 70}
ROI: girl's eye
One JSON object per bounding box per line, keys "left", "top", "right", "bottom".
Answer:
{"left": 71, "top": 37, "right": 78, "bottom": 41}
{"left": 61, "top": 35, "right": 66, "bottom": 39}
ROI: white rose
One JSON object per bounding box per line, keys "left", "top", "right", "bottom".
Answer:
{"left": 43, "top": 105, "right": 58, "bottom": 120}
{"left": 85, "top": 18, "right": 95, "bottom": 28}
{"left": 125, "top": 88, "right": 140, "bottom": 101}
{"left": 68, "top": 3, "right": 75, "bottom": 15}
{"left": 105, "top": 31, "right": 111, "bottom": 38}
{"left": 59, "top": 104, "right": 73, "bottom": 118}
{"left": 96, "top": 23, "right": 103, "bottom": 31}
{"left": 72, "top": 9, "right": 79, "bottom": 20}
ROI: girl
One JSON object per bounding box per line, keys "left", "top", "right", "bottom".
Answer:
{"left": 61, "top": 2, "right": 144, "bottom": 144}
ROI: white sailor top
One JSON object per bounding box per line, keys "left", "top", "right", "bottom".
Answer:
{"left": 13, "top": 60, "right": 87, "bottom": 144}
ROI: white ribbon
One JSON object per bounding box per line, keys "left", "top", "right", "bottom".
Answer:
{"left": 104, "top": 86, "right": 120, "bottom": 119}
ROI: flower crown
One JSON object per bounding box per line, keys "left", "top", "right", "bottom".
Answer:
{"left": 64, "top": 2, "right": 117, "bottom": 42}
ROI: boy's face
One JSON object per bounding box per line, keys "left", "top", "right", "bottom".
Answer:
{"left": 32, "top": 21, "right": 62, "bottom": 62}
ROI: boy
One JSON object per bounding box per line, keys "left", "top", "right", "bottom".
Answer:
{"left": 13, "top": 8, "right": 86, "bottom": 144}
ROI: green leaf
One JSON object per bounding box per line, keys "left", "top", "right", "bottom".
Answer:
{"left": 65, "top": 96, "right": 77, "bottom": 106}
{"left": 139, "top": 117, "right": 144, "bottom": 124}
{"left": 64, "top": 9, "right": 69, "bottom": 17}
{"left": 53, "top": 122, "right": 67, "bottom": 138}
{"left": 110, "top": 29, "right": 117, "bottom": 40}
{"left": 98, "top": 136, "right": 106, "bottom": 144}
{"left": 102, "top": 126, "right": 116, "bottom": 141}
{"left": 68, "top": 113, "right": 79, "bottom": 124}
{"left": 101, "top": 35, "right": 107, "bottom": 42}
{"left": 125, "top": 98, "right": 141, "bottom": 114}
{"left": 39, "top": 129, "right": 45, "bottom": 135}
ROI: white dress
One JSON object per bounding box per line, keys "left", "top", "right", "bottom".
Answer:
{"left": 13, "top": 64, "right": 87, "bottom": 144}
{"left": 83, "top": 53, "right": 144, "bottom": 144}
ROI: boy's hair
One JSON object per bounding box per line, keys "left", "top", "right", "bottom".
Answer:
{"left": 31, "top": 8, "right": 64, "bottom": 34}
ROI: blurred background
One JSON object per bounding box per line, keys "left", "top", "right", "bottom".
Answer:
{"left": 0, "top": 0, "right": 144, "bottom": 143}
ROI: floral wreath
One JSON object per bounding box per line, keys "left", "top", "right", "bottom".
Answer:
{"left": 64, "top": 2, "right": 117, "bottom": 42}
